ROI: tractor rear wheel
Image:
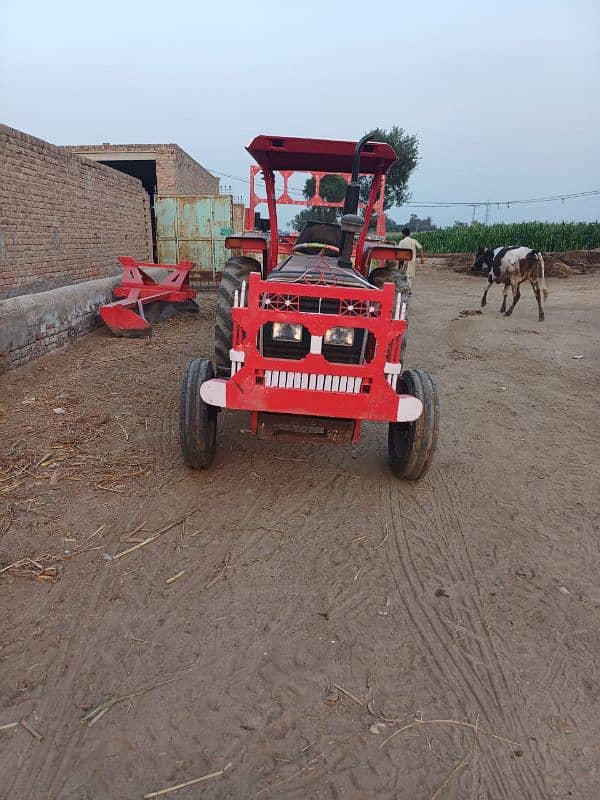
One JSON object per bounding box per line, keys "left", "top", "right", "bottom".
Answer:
{"left": 179, "top": 358, "right": 217, "bottom": 469}
{"left": 388, "top": 368, "right": 439, "bottom": 480}
{"left": 215, "top": 255, "right": 261, "bottom": 373}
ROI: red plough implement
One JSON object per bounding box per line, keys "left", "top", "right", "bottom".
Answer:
{"left": 99, "top": 256, "right": 198, "bottom": 337}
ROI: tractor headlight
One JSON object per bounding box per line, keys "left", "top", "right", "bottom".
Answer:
{"left": 324, "top": 327, "right": 354, "bottom": 347}
{"left": 272, "top": 322, "right": 303, "bottom": 342}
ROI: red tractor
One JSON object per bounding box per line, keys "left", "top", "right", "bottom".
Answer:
{"left": 179, "top": 134, "right": 439, "bottom": 479}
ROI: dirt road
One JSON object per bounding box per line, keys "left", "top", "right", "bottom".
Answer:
{"left": 1, "top": 265, "right": 599, "bottom": 799}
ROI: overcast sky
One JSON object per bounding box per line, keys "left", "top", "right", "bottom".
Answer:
{"left": 2, "top": 0, "right": 599, "bottom": 227}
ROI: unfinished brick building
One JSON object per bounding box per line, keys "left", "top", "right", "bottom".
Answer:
{"left": 66, "top": 143, "right": 219, "bottom": 261}
{"left": 66, "top": 143, "right": 218, "bottom": 196}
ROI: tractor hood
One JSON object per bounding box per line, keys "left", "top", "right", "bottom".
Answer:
{"left": 267, "top": 255, "right": 375, "bottom": 289}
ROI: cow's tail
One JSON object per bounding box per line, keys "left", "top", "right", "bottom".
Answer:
{"left": 536, "top": 251, "right": 548, "bottom": 300}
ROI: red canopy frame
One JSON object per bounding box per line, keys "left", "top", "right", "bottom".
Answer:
{"left": 245, "top": 135, "right": 397, "bottom": 174}
{"left": 243, "top": 136, "right": 398, "bottom": 271}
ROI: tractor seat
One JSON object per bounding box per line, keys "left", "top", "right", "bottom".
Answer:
{"left": 293, "top": 220, "right": 342, "bottom": 254}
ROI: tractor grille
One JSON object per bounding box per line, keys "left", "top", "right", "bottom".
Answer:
{"left": 259, "top": 292, "right": 381, "bottom": 318}
{"left": 299, "top": 297, "right": 339, "bottom": 314}
{"left": 263, "top": 370, "right": 364, "bottom": 393}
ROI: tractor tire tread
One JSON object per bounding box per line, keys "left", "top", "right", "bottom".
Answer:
{"left": 388, "top": 368, "right": 439, "bottom": 480}
{"left": 179, "top": 358, "right": 217, "bottom": 470}
{"left": 214, "top": 256, "right": 261, "bottom": 369}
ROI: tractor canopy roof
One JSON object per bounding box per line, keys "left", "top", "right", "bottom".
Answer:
{"left": 246, "top": 135, "right": 398, "bottom": 175}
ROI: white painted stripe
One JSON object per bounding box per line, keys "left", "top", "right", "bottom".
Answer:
{"left": 240, "top": 280, "right": 246, "bottom": 308}
{"left": 384, "top": 362, "right": 402, "bottom": 374}
{"left": 310, "top": 335, "right": 323, "bottom": 354}
{"left": 401, "top": 302, "right": 407, "bottom": 320}
{"left": 263, "top": 370, "right": 370, "bottom": 395}
{"left": 200, "top": 378, "right": 227, "bottom": 407}
{"left": 230, "top": 349, "right": 245, "bottom": 362}
{"left": 396, "top": 395, "right": 423, "bottom": 422}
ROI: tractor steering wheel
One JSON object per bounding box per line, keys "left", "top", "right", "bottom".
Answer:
{"left": 292, "top": 242, "right": 340, "bottom": 256}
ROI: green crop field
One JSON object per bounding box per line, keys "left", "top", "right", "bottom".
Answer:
{"left": 387, "top": 222, "right": 600, "bottom": 253}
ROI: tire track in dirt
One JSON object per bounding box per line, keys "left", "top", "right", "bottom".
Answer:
{"left": 230, "top": 458, "right": 428, "bottom": 799}
{"left": 381, "top": 473, "right": 548, "bottom": 799}
{"left": 430, "top": 468, "right": 549, "bottom": 793}
{"left": 127, "top": 412, "right": 364, "bottom": 798}
{"left": 3, "top": 556, "right": 122, "bottom": 799}
{"left": 380, "top": 488, "right": 513, "bottom": 799}
{"left": 193, "top": 462, "right": 387, "bottom": 799}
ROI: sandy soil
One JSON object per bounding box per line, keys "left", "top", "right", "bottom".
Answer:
{"left": 1, "top": 263, "right": 599, "bottom": 800}
{"left": 430, "top": 249, "right": 600, "bottom": 278}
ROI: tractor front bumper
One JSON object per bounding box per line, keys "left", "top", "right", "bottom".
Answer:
{"left": 200, "top": 272, "right": 422, "bottom": 425}
{"left": 199, "top": 375, "right": 422, "bottom": 423}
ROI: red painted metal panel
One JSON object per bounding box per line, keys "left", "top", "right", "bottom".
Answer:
{"left": 222, "top": 272, "right": 406, "bottom": 422}
{"left": 362, "top": 245, "right": 414, "bottom": 268}
{"left": 246, "top": 164, "right": 388, "bottom": 270}
{"left": 246, "top": 135, "right": 397, "bottom": 174}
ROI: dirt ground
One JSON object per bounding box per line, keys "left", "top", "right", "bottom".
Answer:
{"left": 1, "top": 263, "right": 599, "bottom": 800}
{"left": 430, "top": 249, "right": 600, "bottom": 278}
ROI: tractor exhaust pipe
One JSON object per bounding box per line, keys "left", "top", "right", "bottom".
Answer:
{"left": 338, "top": 131, "right": 377, "bottom": 267}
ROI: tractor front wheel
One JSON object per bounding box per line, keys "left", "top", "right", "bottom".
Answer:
{"left": 388, "top": 368, "right": 439, "bottom": 480}
{"left": 179, "top": 358, "right": 217, "bottom": 469}
{"left": 215, "top": 255, "right": 261, "bottom": 373}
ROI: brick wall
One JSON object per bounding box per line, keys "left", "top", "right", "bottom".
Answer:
{"left": 0, "top": 125, "right": 153, "bottom": 300}
{"left": 171, "top": 147, "right": 219, "bottom": 194}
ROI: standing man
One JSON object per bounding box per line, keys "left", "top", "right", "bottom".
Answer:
{"left": 397, "top": 227, "right": 425, "bottom": 294}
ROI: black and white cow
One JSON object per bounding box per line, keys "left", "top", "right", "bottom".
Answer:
{"left": 472, "top": 246, "right": 548, "bottom": 321}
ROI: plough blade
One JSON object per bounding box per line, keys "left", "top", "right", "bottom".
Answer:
{"left": 99, "top": 305, "right": 152, "bottom": 337}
